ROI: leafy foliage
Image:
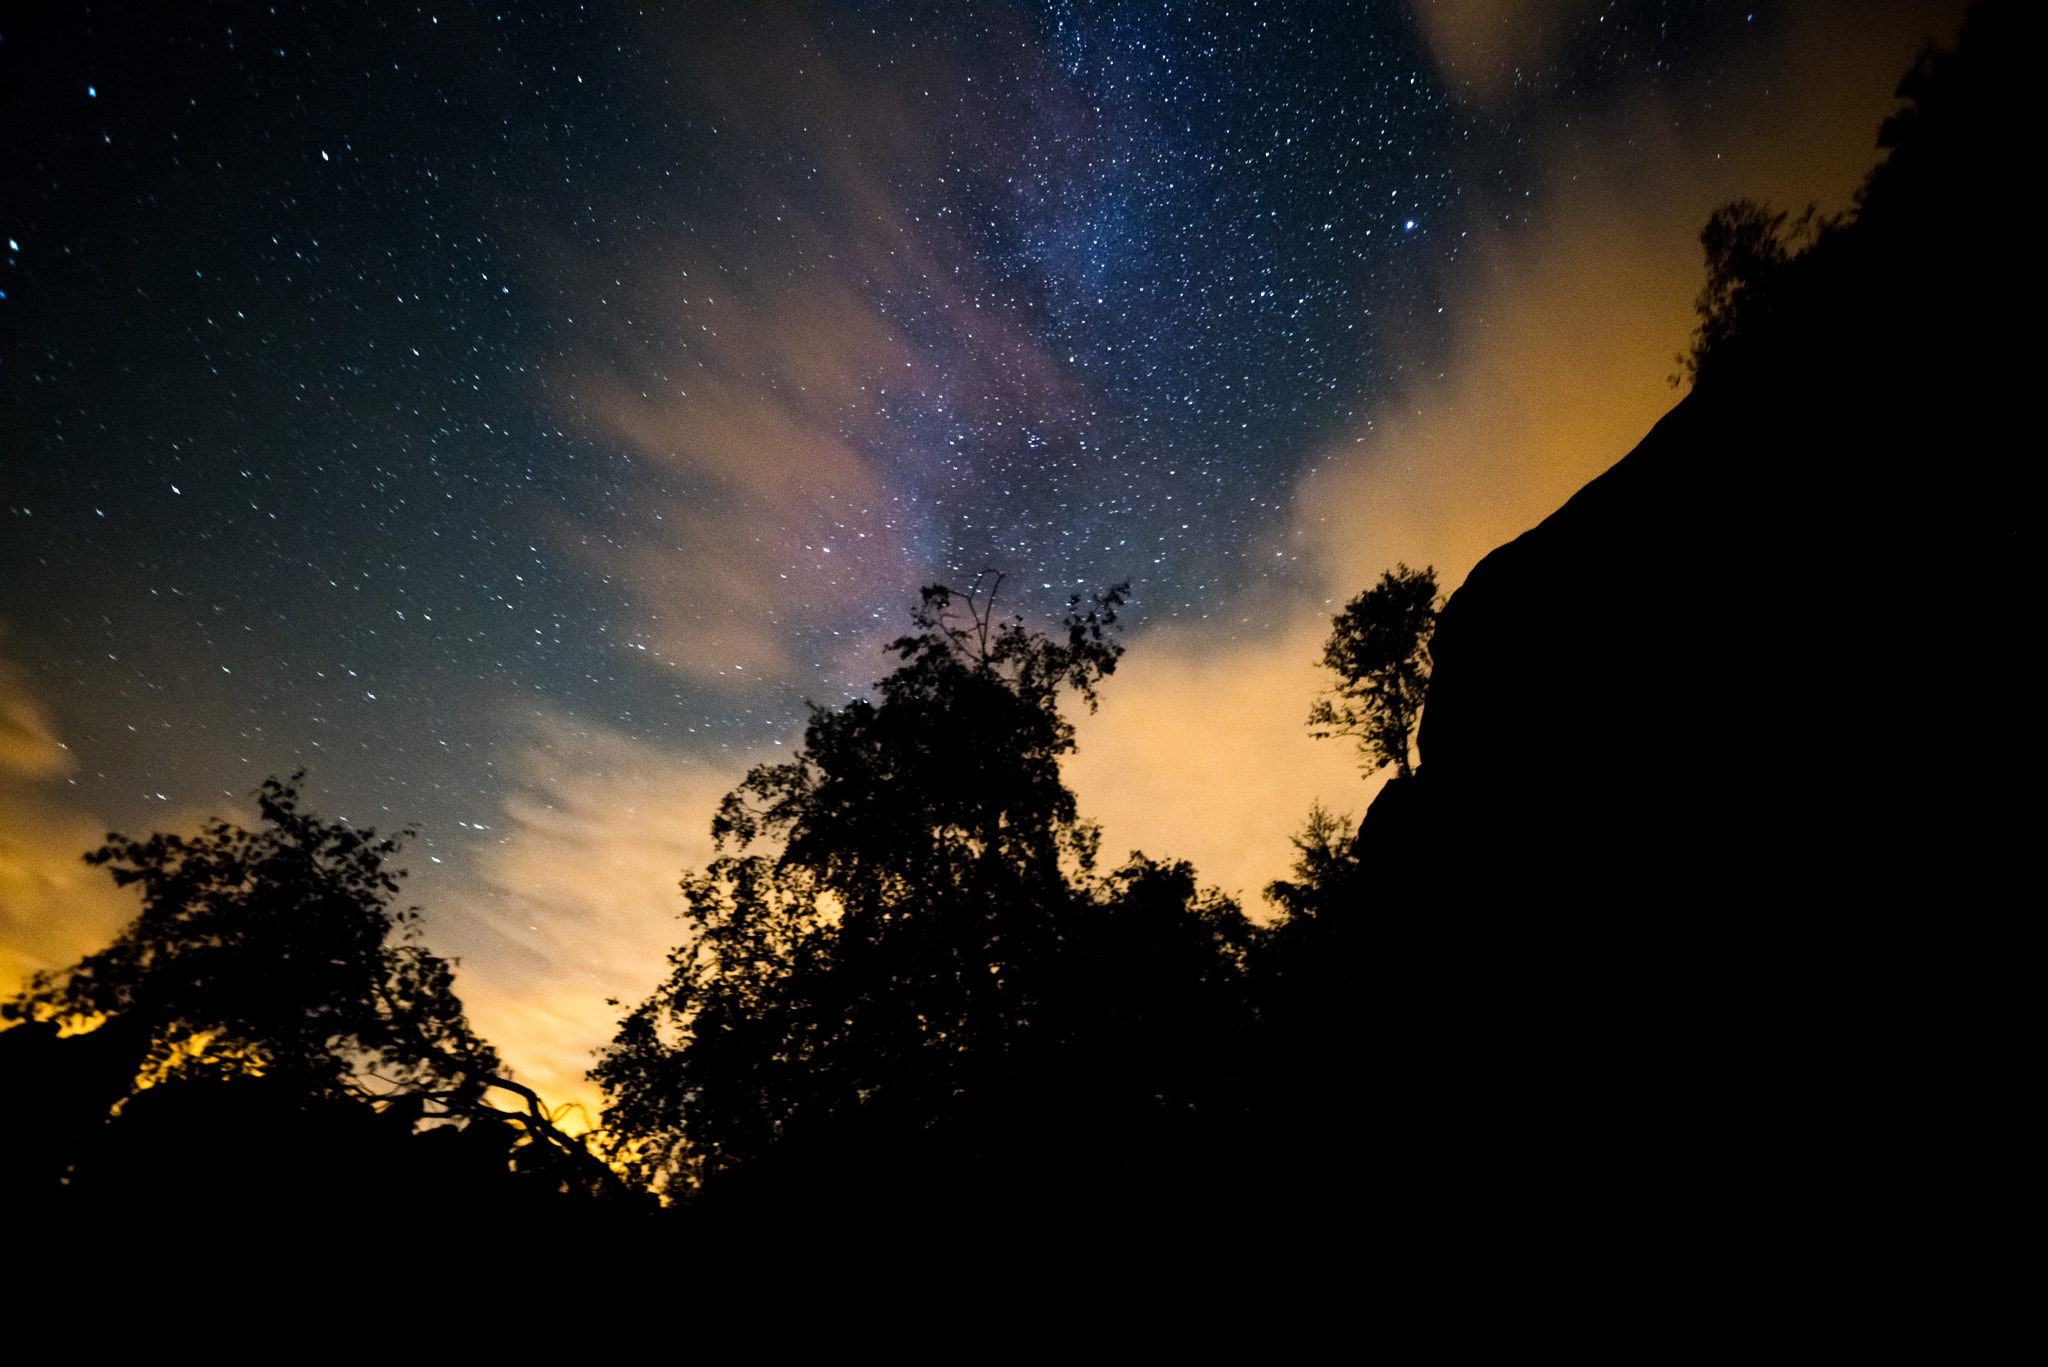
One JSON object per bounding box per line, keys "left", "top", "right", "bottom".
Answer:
{"left": 1261, "top": 801, "right": 1358, "bottom": 924}
{"left": 7, "top": 776, "right": 491, "bottom": 1097}
{"left": 596, "top": 579, "right": 1256, "bottom": 1199}
{"left": 1308, "top": 564, "right": 1440, "bottom": 779}
{"left": 3, "top": 775, "right": 606, "bottom": 1190}
{"left": 1674, "top": 199, "right": 1826, "bottom": 388}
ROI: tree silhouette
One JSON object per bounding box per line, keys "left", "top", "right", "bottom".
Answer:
{"left": 1674, "top": 199, "right": 1825, "bottom": 389}
{"left": 1308, "top": 564, "right": 1440, "bottom": 779}
{"left": 2, "top": 774, "right": 608, "bottom": 1198}
{"left": 596, "top": 578, "right": 1255, "bottom": 1208}
{"left": 1260, "top": 801, "right": 1357, "bottom": 924}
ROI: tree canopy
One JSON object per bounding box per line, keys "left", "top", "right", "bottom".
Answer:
{"left": 3, "top": 775, "right": 605, "bottom": 1194}
{"left": 595, "top": 579, "right": 1256, "bottom": 1204}
{"left": 1673, "top": 198, "right": 1831, "bottom": 389}
{"left": 1308, "top": 563, "right": 1441, "bottom": 779}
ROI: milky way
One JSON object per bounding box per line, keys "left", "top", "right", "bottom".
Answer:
{"left": 7, "top": 5, "right": 1464, "bottom": 793}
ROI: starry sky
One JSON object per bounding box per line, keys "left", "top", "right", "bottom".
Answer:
{"left": 2, "top": 0, "right": 1970, "bottom": 1115}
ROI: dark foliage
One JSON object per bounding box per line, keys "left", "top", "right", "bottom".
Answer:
{"left": 1260, "top": 801, "right": 1357, "bottom": 924}
{"left": 1308, "top": 563, "right": 1440, "bottom": 779}
{"left": 7, "top": 776, "right": 496, "bottom": 1100}
{"left": 1, "top": 775, "right": 619, "bottom": 1215}
{"left": 1675, "top": 199, "right": 1826, "bottom": 388}
{"left": 596, "top": 579, "right": 1257, "bottom": 1215}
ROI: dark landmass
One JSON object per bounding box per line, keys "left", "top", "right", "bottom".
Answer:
{"left": 1316, "top": 0, "right": 2026, "bottom": 1267}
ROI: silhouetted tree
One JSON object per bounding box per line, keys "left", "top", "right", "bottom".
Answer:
{"left": 1308, "top": 563, "right": 1440, "bottom": 779}
{"left": 1674, "top": 199, "right": 1826, "bottom": 388}
{"left": 1, "top": 775, "right": 609, "bottom": 1200}
{"left": 596, "top": 578, "right": 1255, "bottom": 1209}
{"left": 1261, "top": 801, "right": 1357, "bottom": 924}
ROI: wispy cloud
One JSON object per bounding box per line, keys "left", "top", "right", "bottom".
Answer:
{"left": 1065, "top": 616, "right": 1374, "bottom": 914}
{"left": 539, "top": 4, "right": 1109, "bottom": 692}
{"left": 0, "top": 638, "right": 142, "bottom": 995}
{"left": 430, "top": 713, "right": 768, "bottom": 1123}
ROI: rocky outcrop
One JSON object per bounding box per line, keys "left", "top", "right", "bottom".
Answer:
{"left": 1414, "top": 0, "right": 2025, "bottom": 905}
{"left": 1358, "top": 1, "right": 2027, "bottom": 1251}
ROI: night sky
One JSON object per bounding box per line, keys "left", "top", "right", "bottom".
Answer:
{"left": 3, "top": 1, "right": 1969, "bottom": 1114}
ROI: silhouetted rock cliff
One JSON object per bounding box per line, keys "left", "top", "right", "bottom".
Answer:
{"left": 1369, "top": 0, "right": 2026, "bottom": 1257}
{"left": 1423, "top": 2, "right": 2024, "bottom": 890}
{"left": 1418, "top": 0, "right": 2023, "bottom": 900}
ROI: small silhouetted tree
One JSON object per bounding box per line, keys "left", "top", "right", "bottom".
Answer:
{"left": 1261, "top": 801, "right": 1357, "bottom": 924}
{"left": 1308, "top": 564, "right": 1440, "bottom": 779}
{"left": 1674, "top": 199, "right": 1825, "bottom": 388}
